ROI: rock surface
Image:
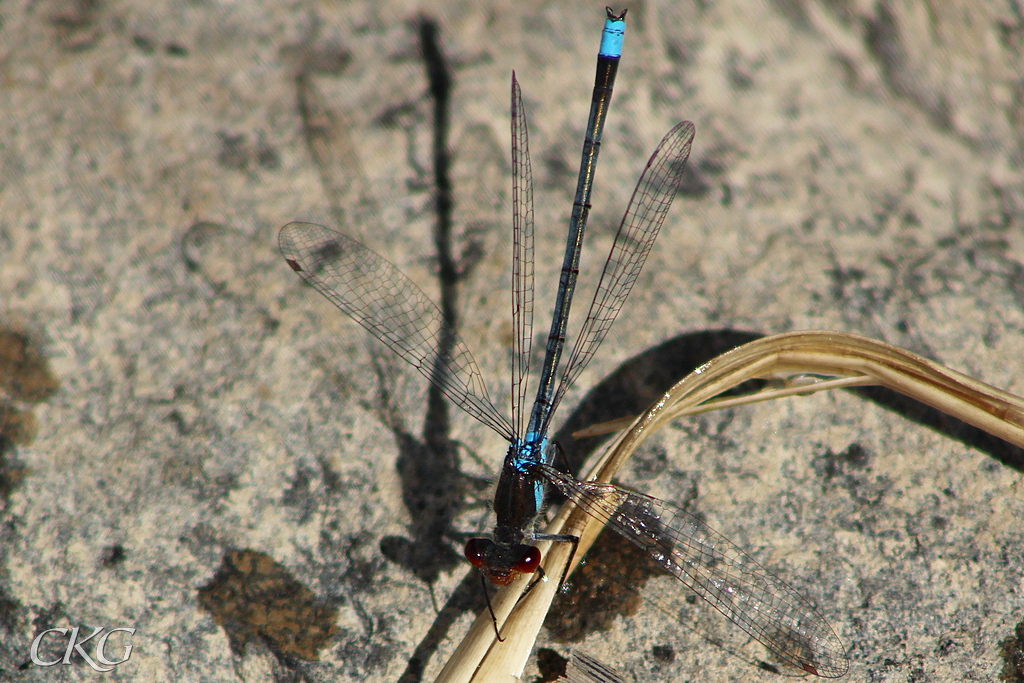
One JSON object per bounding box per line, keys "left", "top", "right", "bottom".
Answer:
{"left": 1, "top": 1, "right": 1023, "bottom": 681}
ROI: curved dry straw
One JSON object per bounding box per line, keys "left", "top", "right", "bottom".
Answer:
{"left": 433, "top": 330, "right": 1024, "bottom": 682}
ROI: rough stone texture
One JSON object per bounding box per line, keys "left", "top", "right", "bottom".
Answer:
{"left": 1, "top": 0, "right": 1023, "bottom": 681}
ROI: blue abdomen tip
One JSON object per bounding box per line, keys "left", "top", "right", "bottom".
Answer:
{"left": 599, "top": 11, "right": 626, "bottom": 57}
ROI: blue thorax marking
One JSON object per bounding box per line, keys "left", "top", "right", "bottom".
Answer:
{"left": 509, "top": 433, "right": 549, "bottom": 472}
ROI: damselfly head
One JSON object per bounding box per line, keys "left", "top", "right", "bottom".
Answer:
{"left": 465, "top": 538, "right": 542, "bottom": 585}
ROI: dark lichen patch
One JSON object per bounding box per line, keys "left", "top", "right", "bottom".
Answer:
{"left": 197, "top": 549, "right": 338, "bottom": 661}
{"left": 216, "top": 131, "right": 280, "bottom": 172}
{"left": 651, "top": 644, "right": 675, "bottom": 663}
{"left": 812, "top": 442, "right": 892, "bottom": 506}
{"left": 99, "top": 544, "right": 127, "bottom": 568}
{"left": 0, "top": 329, "right": 58, "bottom": 502}
{"left": 0, "top": 407, "right": 34, "bottom": 508}
{"left": 47, "top": 0, "right": 102, "bottom": 51}
{"left": 164, "top": 43, "right": 188, "bottom": 57}
{"left": 0, "top": 442, "right": 28, "bottom": 502}
{"left": 0, "top": 586, "right": 24, "bottom": 636}
{"left": 0, "top": 405, "right": 37, "bottom": 447}
{"left": 0, "top": 330, "right": 59, "bottom": 404}
{"left": 1000, "top": 620, "right": 1024, "bottom": 682}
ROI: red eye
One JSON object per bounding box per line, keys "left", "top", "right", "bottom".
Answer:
{"left": 513, "top": 546, "right": 542, "bottom": 574}
{"left": 464, "top": 538, "right": 491, "bottom": 568}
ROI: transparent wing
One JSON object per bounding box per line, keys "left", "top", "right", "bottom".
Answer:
{"left": 279, "top": 221, "right": 516, "bottom": 441}
{"left": 563, "top": 651, "right": 628, "bottom": 683}
{"left": 547, "top": 122, "right": 696, "bottom": 428}
{"left": 537, "top": 463, "right": 849, "bottom": 678}
{"left": 510, "top": 73, "right": 535, "bottom": 439}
